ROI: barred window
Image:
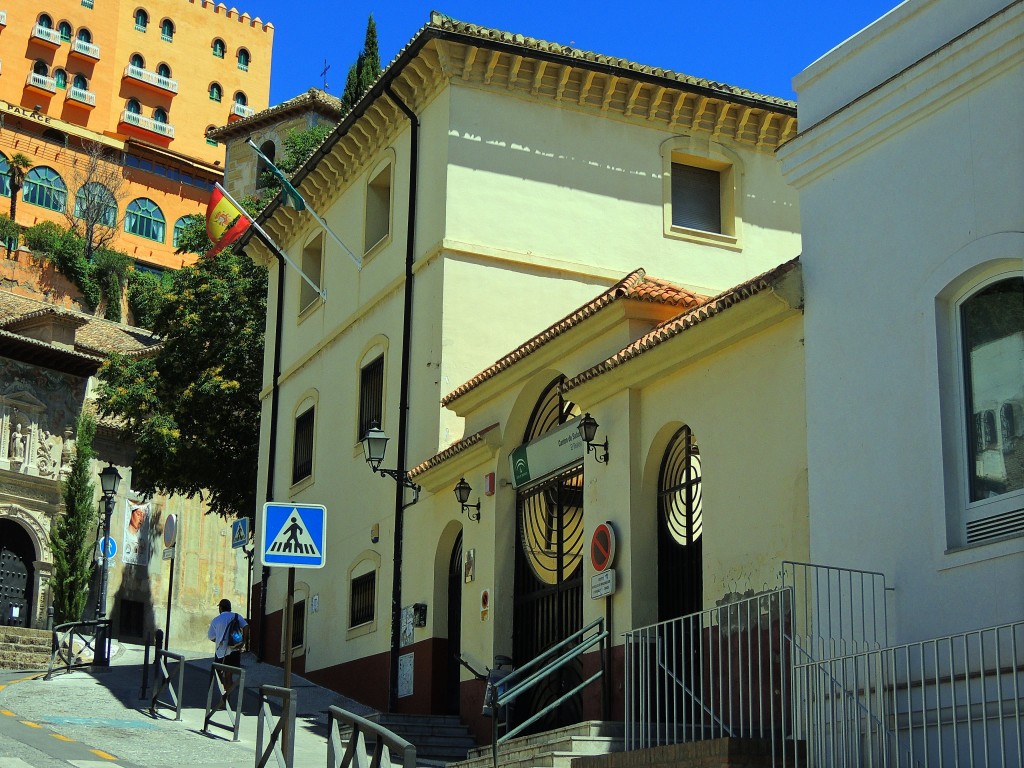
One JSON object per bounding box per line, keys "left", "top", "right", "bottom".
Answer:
{"left": 359, "top": 356, "right": 384, "bottom": 440}
{"left": 292, "top": 407, "right": 314, "bottom": 484}
{"left": 350, "top": 572, "right": 375, "bottom": 627}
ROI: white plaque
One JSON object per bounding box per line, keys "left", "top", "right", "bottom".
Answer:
{"left": 591, "top": 569, "right": 616, "bottom": 599}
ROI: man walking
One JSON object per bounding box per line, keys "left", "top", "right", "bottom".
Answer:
{"left": 208, "top": 599, "right": 247, "bottom": 708}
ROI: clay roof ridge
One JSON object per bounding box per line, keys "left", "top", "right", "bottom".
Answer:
{"left": 408, "top": 423, "right": 500, "bottom": 478}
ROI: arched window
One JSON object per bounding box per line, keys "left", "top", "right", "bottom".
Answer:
{"left": 53, "top": 69, "right": 67, "bottom": 89}
{"left": 212, "top": 38, "right": 225, "bottom": 58}
{"left": 160, "top": 19, "right": 174, "bottom": 42}
{"left": 205, "top": 126, "right": 218, "bottom": 147}
{"left": 33, "top": 60, "right": 49, "bottom": 76}
{"left": 42, "top": 128, "right": 67, "bottom": 146}
{"left": 126, "top": 98, "right": 141, "bottom": 115}
{"left": 23, "top": 167, "right": 67, "bottom": 212}
{"left": 172, "top": 216, "right": 190, "bottom": 248}
{"left": 209, "top": 82, "right": 222, "bottom": 102}
{"left": 72, "top": 73, "right": 88, "bottom": 90}
{"left": 76, "top": 28, "right": 92, "bottom": 43}
{"left": 657, "top": 425, "right": 704, "bottom": 620}
{"left": 157, "top": 63, "right": 171, "bottom": 78}
{"left": 75, "top": 182, "right": 117, "bottom": 227}
{"left": 130, "top": 53, "right": 145, "bottom": 69}
{"left": 134, "top": 9, "right": 148, "bottom": 31}
{"left": 0, "top": 153, "right": 10, "bottom": 198}
{"left": 37, "top": 14, "right": 53, "bottom": 29}
{"left": 153, "top": 107, "right": 168, "bottom": 124}
{"left": 237, "top": 48, "right": 250, "bottom": 71}
{"left": 125, "top": 198, "right": 165, "bottom": 242}
{"left": 256, "top": 140, "right": 276, "bottom": 188}
{"left": 58, "top": 21, "right": 73, "bottom": 42}
{"left": 233, "top": 92, "right": 247, "bottom": 106}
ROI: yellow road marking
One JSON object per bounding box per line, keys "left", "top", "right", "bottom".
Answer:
{"left": 20, "top": 720, "right": 43, "bottom": 728}
{"left": 90, "top": 749, "right": 119, "bottom": 760}
{"left": 1, "top": 709, "right": 14, "bottom": 716}
{"left": 51, "top": 733, "right": 75, "bottom": 742}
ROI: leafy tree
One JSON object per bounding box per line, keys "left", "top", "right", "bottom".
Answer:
{"left": 0, "top": 214, "right": 19, "bottom": 253}
{"left": 49, "top": 410, "right": 98, "bottom": 624}
{"left": 127, "top": 268, "right": 174, "bottom": 329}
{"left": 63, "top": 141, "right": 129, "bottom": 262}
{"left": 340, "top": 15, "right": 381, "bottom": 114}
{"left": 97, "top": 249, "right": 268, "bottom": 519}
{"left": 253, "top": 125, "right": 332, "bottom": 210}
{"left": 5, "top": 153, "right": 32, "bottom": 255}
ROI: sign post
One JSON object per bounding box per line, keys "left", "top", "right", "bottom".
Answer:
{"left": 590, "top": 521, "right": 617, "bottom": 721}
{"left": 162, "top": 514, "right": 177, "bottom": 650}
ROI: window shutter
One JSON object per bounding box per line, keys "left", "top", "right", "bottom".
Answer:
{"left": 671, "top": 163, "right": 721, "bottom": 233}
{"left": 292, "top": 407, "right": 314, "bottom": 484}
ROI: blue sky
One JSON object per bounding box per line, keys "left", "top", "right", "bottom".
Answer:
{"left": 239, "top": 1, "right": 903, "bottom": 106}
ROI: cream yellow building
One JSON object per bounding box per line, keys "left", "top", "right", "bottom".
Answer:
{"left": 0, "top": 0, "right": 272, "bottom": 270}
{"left": 243, "top": 11, "right": 804, "bottom": 739}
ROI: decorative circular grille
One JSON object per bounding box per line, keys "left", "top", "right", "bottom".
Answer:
{"left": 659, "top": 426, "right": 703, "bottom": 546}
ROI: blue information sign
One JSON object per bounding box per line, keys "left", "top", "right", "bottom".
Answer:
{"left": 261, "top": 503, "right": 326, "bottom": 568}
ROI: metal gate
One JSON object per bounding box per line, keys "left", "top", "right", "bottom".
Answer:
{"left": 0, "top": 520, "right": 34, "bottom": 627}
{"left": 446, "top": 531, "right": 463, "bottom": 715}
{"left": 512, "top": 379, "right": 584, "bottom": 731}
{"left": 657, "top": 425, "right": 703, "bottom": 621}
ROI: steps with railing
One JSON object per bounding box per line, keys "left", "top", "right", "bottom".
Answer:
{"left": 451, "top": 720, "right": 623, "bottom": 768}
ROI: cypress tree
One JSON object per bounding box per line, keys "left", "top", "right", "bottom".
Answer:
{"left": 340, "top": 14, "right": 381, "bottom": 113}
{"left": 49, "top": 410, "right": 98, "bottom": 624}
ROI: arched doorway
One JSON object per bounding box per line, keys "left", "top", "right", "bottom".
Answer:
{"left": 446, "top": 531, "right": 463, "bottom": 715}
{"left": 657, "top": 425, "right": 703, "bottom": 621}
{"left": 512, "top": 378, "right": 584, "bottom": 730}
{"left": 0, "top": 519, "right": 36, "bottom": 627}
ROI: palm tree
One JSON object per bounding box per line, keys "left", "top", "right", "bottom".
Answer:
{"left": 6, "top": 153, "right": 32, "bottom": 255}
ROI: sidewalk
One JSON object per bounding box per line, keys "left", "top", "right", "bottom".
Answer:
{"left": 0, "top": 641, "right": 376, "bottom": 768}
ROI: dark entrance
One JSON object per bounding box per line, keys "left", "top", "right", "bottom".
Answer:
{"left": 657, "top": 424, "right": 703, "bottom": 621}
{"left": 446, "top": 531, "right": 463, "bottom": 715}
{"left": 0, "top": 519, "right": 35, "bottom": 627}
{"left": 512, "top": 379, "right": 584, "bottom": 731}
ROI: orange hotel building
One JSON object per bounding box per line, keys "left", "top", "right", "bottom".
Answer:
{"left": 0, "top": 0, "right": 272, "bottom": 271}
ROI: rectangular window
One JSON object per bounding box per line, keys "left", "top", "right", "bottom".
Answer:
{"left": 671, "top": 162, "right": 722, "bottom": 233}
{"left": 291, "top": 599, "right": 305, "bottom": 649}
{"left": 292, "top": 407, "right": 314, "bottom": 485}
{"left": 299, "top": 235, "right": 323, "bottom": 312}
{"left": 359, "top": 356, "right": 384, "bottom": 439}
{"left": 364, "top": 164, "right": 391, "bottom": 253}
{"left": 350, "top": 572, "right": 375, "bottom": 627}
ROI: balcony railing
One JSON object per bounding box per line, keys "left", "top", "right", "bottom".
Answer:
{"left": 0, "top": 11, "right": 7, "bottom": 26}
{"left": 26, "top": 72, "right": 57, "bottom": 93}
{"left": 121, "top": 110, "right": 174, "bottom": 138}
{"left": 67, "top": 86, "right": 96, "bottom": 106}
{"left": 231, "top": 103, "right": 255, "bottom": 118}
{"left": 122, "top": 64, "right": 178, "bottom": 93}
{"left": 70, "top": 39, "right": 100, "bottom": 59}
{"left": 31, "top": 24, "right": 62, "bottom": 45}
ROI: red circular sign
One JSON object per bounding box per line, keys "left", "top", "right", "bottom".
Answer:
{"left": 590, "top": 522, "right": 616, "bottom": 572}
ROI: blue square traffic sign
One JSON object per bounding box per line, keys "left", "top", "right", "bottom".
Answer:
{"left": 261, "top": 503, "right": 326, "bottom": 568}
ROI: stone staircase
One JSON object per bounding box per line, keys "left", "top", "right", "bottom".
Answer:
{"left": 366, "top": 712, "right": 479, "bottom": 764}
{"left": 0, "top": 626, "right": 52, "bottom": 671}
{"left": 449, "top": 721, "right": 624, "bottom": 768}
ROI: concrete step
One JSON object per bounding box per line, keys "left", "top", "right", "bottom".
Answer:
{"left": 359, "top": 712, "right": 479, "bottom": 763}
{"left": 0, "top": 627, "right": 53, "bottom": 670}
{"left": 453, "top": 721, "right": 624, "bottom": 768}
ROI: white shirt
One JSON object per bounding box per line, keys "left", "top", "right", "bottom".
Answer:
{"left": 208, "top": 611, "right": 247, "bottom": 659}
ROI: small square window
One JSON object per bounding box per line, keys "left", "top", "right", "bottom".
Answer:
{"left": 671, "top": 162, "right": 722, "bottom": 234}
{"left": 299, "top": 235, "right": 323, "bottom": 312}
{"left": 359, "top": 356, "right": 384, "bottom": 440}
{"left": 364, "top": 164, "right": 391, "bottom": 253}
{"left": 350, "top": 572, "right": 375, "bottom": 627}
{"left": 292, "top": 407, "right": 314, "bottom": 485}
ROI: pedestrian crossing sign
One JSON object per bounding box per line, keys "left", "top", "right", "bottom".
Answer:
{"left": 231, "top": 517, "right": 249, "bottom": 549}
{"left": 261, "top": 503, "right": 327, "bottom": 568}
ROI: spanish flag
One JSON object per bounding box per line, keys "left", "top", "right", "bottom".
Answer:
{"left": 206, "top": 183, "right": 251, "bottom": 257}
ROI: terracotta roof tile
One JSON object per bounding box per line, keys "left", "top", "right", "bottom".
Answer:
{"left": 408, "top": 423, "right": 500, "bottom": 479}
{"left": 441, "top": 269, "right": 705, "bottom": 407}
{"left": 207, "top": 88, "right": 345, "bottom": 141}
{"left": 562, "top": 258, "right": 801, "bottom": 392}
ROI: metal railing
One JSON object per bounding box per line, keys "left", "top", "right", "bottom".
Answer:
{"left": 120, "top": 110, "right": 175, "bottom": 138}
{"left": 32, "top": 24, "right": 61, "bottom": 44}
{"left": 122, "top": 64, "right": 178, "bottom": 93}
{"left": 257, "top": 685, "right": 296, "bottom": 768}
{"left": 149, "top": 648, "right": 185, "bottom": 720}
{"left": 67, "top": 87, "right": 96, "bottom": 106}
{"left": 71, "top": 39, "right": 100, "bottom": 58}
{"left": 202, "top": 661, "right": 245, "bottom": 741}
{"left": 26, "top": 72, "right": 57, "bottom": 93}
{"left": 795, "top": 620, "right": 1024, "bottom": 768}
{"left": 0, "top": 11, "right": 7, "bottom": 25}
{"left": 491, "top": 617, "right": 608, "bottom": 768}
{"left": 327, "top": 706, "right": 416, "bottom": 768}
{"left": 625, "top": 588, "right": 794, "bottom": 764}
{"left": 43, "top": 619, "right": 111, "bottom": 679}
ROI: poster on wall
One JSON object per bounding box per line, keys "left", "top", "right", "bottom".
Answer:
{"left": 122, "top": 499, "right": 152, "bottom": 567}
{"left": 398, "top": 653, "right": 414, "bottom": 698}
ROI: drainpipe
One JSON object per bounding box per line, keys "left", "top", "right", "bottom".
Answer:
{"left": 383, "top": 83, "right": 419, "bottom": 713}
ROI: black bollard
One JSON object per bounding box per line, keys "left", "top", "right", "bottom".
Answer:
{"left": 140, "top": 632, "right": 151, "bottom": 699}
{"left": 46, "top": 606, "right": 54, "bottom": 632}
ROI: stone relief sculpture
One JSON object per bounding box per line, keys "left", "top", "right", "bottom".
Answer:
{"left": 35, "top": 430, "right": 61, "bottom": 478}
{"left": 9, "top": 422, "right": 26, "bottom": 463}
{"left": 59, "top": 426, "right": 75, "bottom": 478}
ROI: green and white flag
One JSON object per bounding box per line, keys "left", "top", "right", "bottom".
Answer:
{"left": 246, "top": 138, "right": 306, "bottom": 211}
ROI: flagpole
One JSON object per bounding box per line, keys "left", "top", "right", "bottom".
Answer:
{"left": 214, "top": 183, "right": 326, "bottom": 302}
{"left": 246, "top": 138, "right": 362, "bottom": 271}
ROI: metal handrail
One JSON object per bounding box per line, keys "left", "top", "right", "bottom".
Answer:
{"left": 327, "top": 706, "right": 417, "bottom": 768}
{"left": 490, "top": 618, "right": 607, "bottom": 768}
{"left": 149, "top": 648, "right": 185, "bottom": 720}
{"left": 202, "top": 661, "right": 245, "bottom": 741}
{"left": 44, "top": 619, "right": 111, "bottom": 679}
{"left": 257, "top": 685, "right": 296, "bottom": 768}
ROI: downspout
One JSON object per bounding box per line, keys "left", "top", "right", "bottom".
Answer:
{"left": 383, "top": 83, "right": 419, "bottom": 713}
{"left": 258, "top": 254, "right": 285, "bottom": 661}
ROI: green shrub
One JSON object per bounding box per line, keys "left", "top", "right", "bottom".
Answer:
{"left": 0, "top": 215, "right": 19, "bottom": 251}
{"left": 92, "top": 249, "right": 133, "bottom": 322}
{"left": 23, "top": 221, "right": 66, "bottom": 253}
{"left": 127, "top": 269, "right": 173, "bottom": 330}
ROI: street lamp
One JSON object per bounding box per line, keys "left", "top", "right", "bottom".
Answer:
{"left": 96, "top": 464, "right": 121, "bottom": 666}
{"left": 578, "top": 412, "right": 609, "bottom": 464}
{"left": 453, "top": 478, "right": 481, "bottom": 522}
{"left": 361, "top": 423, "right": 421, "bottom": 505}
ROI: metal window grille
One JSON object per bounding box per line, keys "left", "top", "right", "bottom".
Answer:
{"left": 359, "top": 357, "right": 384, "bottom": 439}
{"left": 350, "top": 572, "right": 375, "bottom": 627}
{"left": 291, "top": 600, "right": 305, "bottom": 649}
{"left": 292, "top": 408, "right": 314, "bottom": 484}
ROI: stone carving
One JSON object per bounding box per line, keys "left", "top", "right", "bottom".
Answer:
{"left": 35, "top": 430, "right": 61, "bottom": 478}
{"left": 9, "top": 423, "right": 26, "bottom": 463}
{"left": 59, "top": 427, "right": 75, "bottom": 478}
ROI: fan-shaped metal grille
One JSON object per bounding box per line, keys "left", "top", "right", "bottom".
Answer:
{"left": 657, "top": 425, "right": 703, "bottom": 620}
